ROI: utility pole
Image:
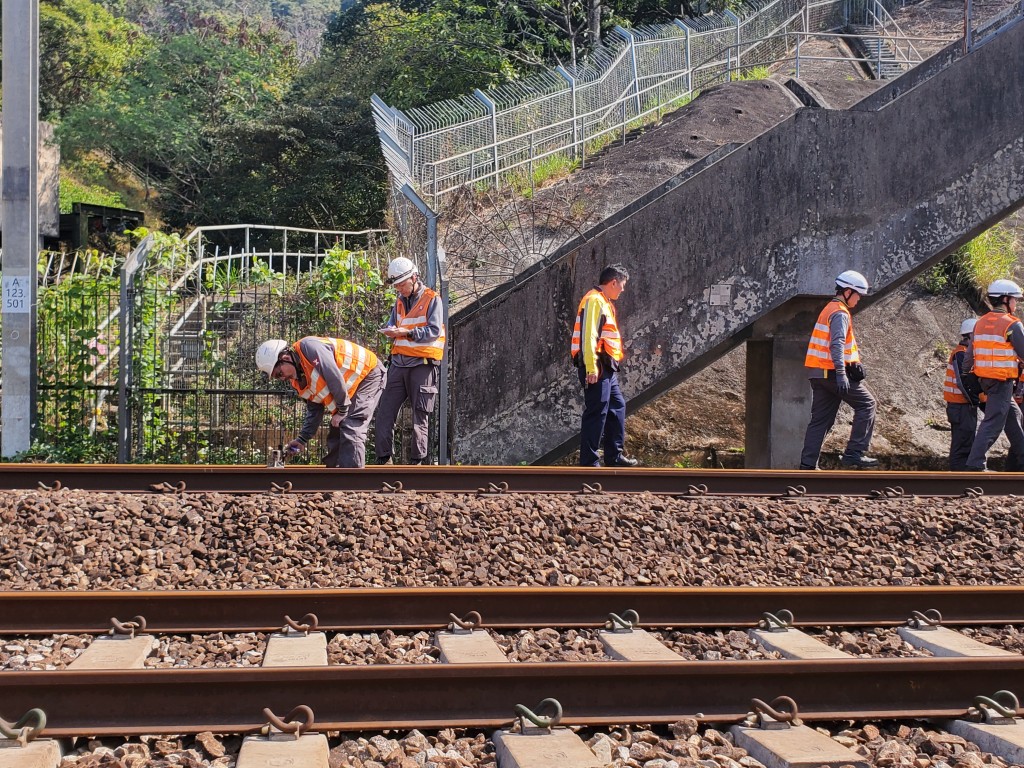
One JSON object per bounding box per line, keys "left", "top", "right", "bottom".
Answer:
{"left": 2, "top": 0, "right": 41, "bottom": 457}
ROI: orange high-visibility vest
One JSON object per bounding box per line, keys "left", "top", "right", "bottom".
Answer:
{"left": 944, "top": 344, "right": 969, "bottom": 404}
{"left": 391, "top": 288, "right": 446, "bottom": 361}
{"left": 290, "top": 337, "right": 378, "bottom": 412}
{"left": 570, "top": 289, "right": 624, "bottom": 364}
{"left": 972, "top": 312, "right": 1020, "bottom": 381}
{"left": 804, "top": 300, "right": 860, "bottom": 369}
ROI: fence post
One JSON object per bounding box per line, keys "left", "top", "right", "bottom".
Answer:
{"left": 674, "top": 20, "right": 693, "bottom": 97}
{"left": 474, "top": 89, "right": 499, "bottom": 186}
{"left": 615, "top": 26, "right": 643, "bottom": 119}
{"left": 555, "top": 66, "right": 579, "bottom": 161}
{"left": 725, "top": 9, "right": 742, "bottom": 74}
{"left": 399, "top": 183, "right": 449, "bottom": 463}
{"left": 118, "top": 235, "right": 152, "bottom": 463}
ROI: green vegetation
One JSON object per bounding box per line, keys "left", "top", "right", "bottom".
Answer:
{"left": 58, "top": 176, "right": 124, "bottom": 213}
{"left": 918, "top": 223, "right": 1022, "bottom": 297}
{"left": 734, "top": 65, "right": 771, "bottom": 81}
{"left": 507, "top": 153, "right": 580, "bottom": 197}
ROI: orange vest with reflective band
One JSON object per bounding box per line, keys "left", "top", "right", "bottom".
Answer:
{"left": 391, "top": 288, "right": 446, "bottom": 361}
{"left": 972, "top": 312, "right": 1019, "bottom": 381}
{"left": 804, "top": 300, "right": 860, "bottom": 369}
{"left": 570, "top": 289, "right": 624, "bottom": 363}
{"left": 290, "top": 337, "right": 378, "bottom": 412}
{"left": 943, "top": 344, "right": 969, "bottom": 404}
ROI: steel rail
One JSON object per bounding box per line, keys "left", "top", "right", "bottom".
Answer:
{"left": 4, "top": 657, "right": 1024, "bottom": 735}
{"left": 3, "top": 586, "right": 1024, "bottom": 635}
{"left": 1, "top": 463, "right": 1022, "bottom": 496}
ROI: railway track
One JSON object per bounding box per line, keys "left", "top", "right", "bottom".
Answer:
{"left": 3, "top": 586, "right": 1024, "bottom": 736}
{"left": 3, "top": 463, "right": 1023, "bottom": 495}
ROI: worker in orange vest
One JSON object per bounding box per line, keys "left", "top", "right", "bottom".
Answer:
{"left": 571, "top": 264, "right": 639, "bottom": 467}
{"left": 943, "top": 318, "right": 982, "bottom": 471}
{"left": 375, "top": 257, "right": 446, "bottom": 465}
{"left": 963, "top": 279, "right": 1024, "bottom": 471}
{"left": 256, "top": 336, "right": 386, "bottom": 467}
{"left": 799, "top": 270, "right": 878, "bottom": 470}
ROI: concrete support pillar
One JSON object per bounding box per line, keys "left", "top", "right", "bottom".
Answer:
{"left": 745, "top": 300, "right": 823, "bottom": 469}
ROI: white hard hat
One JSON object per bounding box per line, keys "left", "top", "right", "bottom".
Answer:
{"left": 387, "top": 257, "right": 418, "bottom": 285}
{"left": 256, "top": 339, "right": 289, "bottom": 375}
{"left": 987, "top": 279, "right": 1023, "bottom": 298}
{"left": 835, "top": 270, "right": 869, "bottom": 295}
{"left": 959, "top": 318, "right": 978, "bottom": 336}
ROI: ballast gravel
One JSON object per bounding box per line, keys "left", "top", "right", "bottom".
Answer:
{"left": 3, "top": 489, "right": 1023, "bottom": 768}
{"left": 2, "top": 490, "right": 1023, "bottom": 591}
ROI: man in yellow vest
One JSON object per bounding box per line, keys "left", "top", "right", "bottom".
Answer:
{"left": 571, "top": 264, "right": 639, "bottom": 467}
{"left": 256, "top": 336, "right": 386, "bottom": 468}
{"left": 943, "top": 318, "right": 982, "bottom": 471}
{"left": 800, "top": 270, "right": 878, "bottom": 470}
{"left": 963, "top": 279, "right": 1024, "bottom": 471}
{"left": 374, "top": 257, "right": 446, "bottom": 465}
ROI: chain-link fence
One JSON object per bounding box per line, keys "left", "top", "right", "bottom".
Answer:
{"left": 373, "top": 0, "right": 858, "bottom": 203}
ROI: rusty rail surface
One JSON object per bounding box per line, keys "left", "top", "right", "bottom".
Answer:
{"left": 2, "top": 586, "right": 1024, "bottom": 634}
{"left": 1, "top": 463, "right": 1022, "bottom": 495}
{"left": 4, "top": 657, "right": 1024, "bottom": 735}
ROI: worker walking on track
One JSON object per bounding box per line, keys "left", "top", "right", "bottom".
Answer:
{"left": 256, "top": 336, "right": 385, "bottom": 468}
{"left": 571, "top": 264, "right": 639, "bottom": 468}
{"left": 943, "top": 318, "right": 982, "bottom": 471}
{"left": 374, "top": 257, "right": 446, "bottom": 465}
{"left": 799, "top": 270, "right": 878, "bottom": 470}
{"left": 963, "top": 279, "right": 1024, "bottom": 471}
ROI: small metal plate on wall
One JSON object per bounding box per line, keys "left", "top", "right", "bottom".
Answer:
{"left": 710, "top": 284, "right": 732, "bottom": 306}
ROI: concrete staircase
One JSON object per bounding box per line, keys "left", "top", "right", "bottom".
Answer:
{"left": 447, "top": 16, "right": 1024, "bottom": 466}
{"left": 847, "top": 24, "right": 908, "bottom": 78}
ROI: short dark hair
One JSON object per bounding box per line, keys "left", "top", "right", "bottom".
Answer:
{"left": 599, "top": 264, "right": 629, "bottom": 285}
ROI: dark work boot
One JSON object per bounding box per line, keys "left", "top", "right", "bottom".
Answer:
{"left": 606, "top": 455, "right": 639, "bottom": 467}
{"left": 376, "top": 456, "right": 393, "bottom": 465}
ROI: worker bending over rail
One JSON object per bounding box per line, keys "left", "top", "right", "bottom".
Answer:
{"left": 256, "top": 337, "right": 385, "bottom": 468}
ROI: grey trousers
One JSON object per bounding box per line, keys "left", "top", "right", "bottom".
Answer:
{"left": 799, "top": 377, "right": 876, "bottom": 469}
{"left": 374, "top": 363, "right": 439, "bottom": 462}
{"left": 946, "top": 402, "right": 978, "bottom": 471}
{"left": 324, "top": 364, "right": 385, "bottom": 468}
{"left": 966, "top": 378, "right": 1024, "bottom": 470}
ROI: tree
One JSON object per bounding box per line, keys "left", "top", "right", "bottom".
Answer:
{"left": 59, "top": 16, "right": 297, "bottom": 226}
{"left": 31, "top": 0, "right": 148, "bottom": 120}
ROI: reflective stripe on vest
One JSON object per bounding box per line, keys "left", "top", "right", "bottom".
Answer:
{"left": 570, "top": 289, "right": 624, "bottom": 362}
{"left": 391, "top": 287, "right": 446, "bottom": 361}
{"left": 944, "top": 344, "right": 969, "bottom": 403}
{"left": 804, "top": 300, "right": 860, "bottom": 369}
{"left": 973, "top": 312, "right": 1019, "bottom": 381}
{"left": 290, "top": 337, "right": 378, "bottom": 411}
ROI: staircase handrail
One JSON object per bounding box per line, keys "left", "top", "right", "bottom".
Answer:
{"left": 167, "top": 223, "right": 388, "bottom": 294}
{"left": 868, "top": 2, "right": 924, "bottom": 65}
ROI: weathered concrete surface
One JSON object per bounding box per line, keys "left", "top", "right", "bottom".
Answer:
{"left": 0, "top": 121, "right": 60, "bottom": 238}
{"left": 449, "top": 21, "right": 1024, "bottom": 466}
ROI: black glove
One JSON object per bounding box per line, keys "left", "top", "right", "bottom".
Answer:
{"left": 285, "top": 438, "right": 305, "bottom": 455}
{"left": 835, "top": 374, "right": 850, "bottom": 395}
